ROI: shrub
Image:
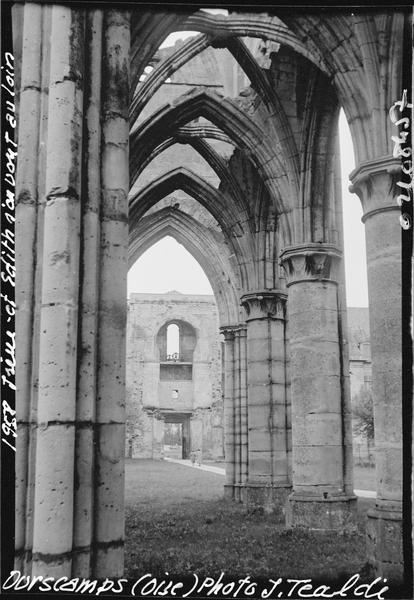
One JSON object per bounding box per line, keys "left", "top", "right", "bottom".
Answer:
{"left": 352, "top": 387, "right": 374, "bottom": 441}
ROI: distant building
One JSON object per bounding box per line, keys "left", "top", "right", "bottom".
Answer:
{"left": 126, "top": 291, "right": 224, "bottom": 460}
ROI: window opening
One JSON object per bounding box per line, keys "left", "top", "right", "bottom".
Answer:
{"left": 166, "top": 323, "right": 180, "bottom": 360}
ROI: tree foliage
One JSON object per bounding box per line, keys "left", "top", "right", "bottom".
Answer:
{"left": 352, "top": 387, "right": 374, "bottom": 440}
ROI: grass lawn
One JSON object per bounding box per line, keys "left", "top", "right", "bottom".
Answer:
{"left": 124, "top": 459, "right": 375, "bottom": 582}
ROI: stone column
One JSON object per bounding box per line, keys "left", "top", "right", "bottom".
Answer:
{"left": 284, "top": 314, "right": 292, "bottom": 483}
{"left": 21, "top": 7, "right": 53, "bottom": 573}
{"left": 280, "top": 244, "right": 356, "bottom": 530}
{"left": 220, "top": 326, "right": 237, "bottom": 499}
{"left": 349, "top": 157, "right": 404, "bottom": 580}
{"left": 238, "top": 326, "right": 248, "bottom": 496}
{"left": 15, "top": 1, "right": 43, "bottom": 571}
{"left": 93, "top": 9, "right": 130, "bottom": 578}
{"left": 31, "top": 6, "right": 85, "bottom": 577}
{"left": 15, "top": 5, "right": 131, "bottom": 579}
{"left": 72, "top": 9, "right": 103, "bottom": 577}
{"left": 240, "top": 291, "right": 291, "bottom": 513}
{"left": 233, "top": 327, "right": 241, "bottom": 500}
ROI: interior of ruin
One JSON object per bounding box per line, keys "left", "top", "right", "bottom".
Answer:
{"left": 126, "top": 292, "right": 224, "bottom": 460}
{"left": 10, "top": 1, "right": 412, "bottom": 590}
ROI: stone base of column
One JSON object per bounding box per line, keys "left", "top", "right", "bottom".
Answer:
{"left": 366, "top": 505, "right": 403, "bottom": 582}
{"left": 224, "top": 484, "right": 245, "bottom": 502}
{"left": 32, "top": 555, "right": 72, "bottom": 578}
{"left": 94, "top": 544, "right": 124, "bottom": 578}
{"left": 286, "top": 492, "right": 357, "bottom": 531}
{"left": 242, "top": 482, "right": 292, "bottom": 515}
{"left": 224, "top": 484, "right": 235, "bottom": 500}
{"left": 234, "top": 484, "right": 242, "bottom": 503}
{"left": 14, "top": 551, "right": 24, "bottom": 573}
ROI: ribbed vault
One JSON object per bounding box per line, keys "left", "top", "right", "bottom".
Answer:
{"left": 129, "top": 89, "right": 294, "bottom": 237}
{"left": 129, "top": 166, "right": 245, "bottom": 236}
{"left": 134, "top": 137, "right": 247, "bottom": 216}
{"left": 178, "top": 11, "right": 330, "bottom": 73}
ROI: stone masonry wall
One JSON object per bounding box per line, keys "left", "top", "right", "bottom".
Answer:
{"left": 126, "top": 291, "right": 224, "bottom": 460}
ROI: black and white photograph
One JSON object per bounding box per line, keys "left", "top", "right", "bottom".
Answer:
{"left": 1, "top": 1, "right": 413, "bottom": 598}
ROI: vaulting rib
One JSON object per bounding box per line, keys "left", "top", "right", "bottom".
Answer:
{"left": 131, "top": 33, "right": 277, "bottom": 122}
{"left": 130, "top": 11, "right": 190, "bottom": 97}
{"left": 129, "top": 89, "right": 293, "bottom": 213}
{"left": 176, "top": 125, "right": 233, "bottom": 144}
{"left": 128, "top": 166, "right": 241, "bottom": 232}
{"left": 180, "top": 11, "right": 330, "bottom": 74}
{"left": 132, "top": 131, "right": 247, "bottom": 215}
{"left": 130, "top": 13, "right": 330, "bottom": 124}
{"left": 225, "top": 37, "right": 299, "bottom": 186}
{"left": 135, "top": 124, "right": 234, "bottom": 175}
{"left": 131, "top": 33, "right": 210, "bottom": 117}
{"left": 130, "top": 37, "right": 298, "bottom": 187}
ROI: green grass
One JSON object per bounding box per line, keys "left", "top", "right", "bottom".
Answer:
{"left": 124, "top": 459, "right": 375, "bottom": 581}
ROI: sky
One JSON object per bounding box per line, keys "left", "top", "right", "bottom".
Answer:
{"left": 127, "top": 27, "right": 369, "bottom": 308}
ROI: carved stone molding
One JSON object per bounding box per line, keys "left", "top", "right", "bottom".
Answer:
{"left": 143, "top": 407, "right": 165, "bottom": 420}
{"left": 279, "top": 243, "right": 341, "bottom": 286}
{"left": 349, "top": 155, "right": 402, "bottom": 220}
{"left": 219, "top": 324, "right": 238, "bottom": 342}
{"left": 240, "top": 290, "right": 287, "bottom": 321}
{"left": 234, "top": 324, "right": 247, "bottom": 338}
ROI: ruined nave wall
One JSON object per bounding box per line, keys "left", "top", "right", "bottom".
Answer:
{"left": 126, "top": 291, "right": 224, "bottom": 460}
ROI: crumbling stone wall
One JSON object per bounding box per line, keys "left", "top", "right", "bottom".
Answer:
{"left": 126, "top": 291, "right": 224, "bottom": 460}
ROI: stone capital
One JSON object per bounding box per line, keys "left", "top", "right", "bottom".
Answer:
{"left": 240, "top": 290, "right": 287, "bottom": 321}
{"left": 219, "top": 325, "right": 238, "bottom": 341}
{"left": 348, "top": 155, "right": 402, "bottom": 222}
{"left": 279, "top": 243, "right": 341, "bottom": 286}
{"left": 234, "top": 324, "right": 247, "bottom": 338}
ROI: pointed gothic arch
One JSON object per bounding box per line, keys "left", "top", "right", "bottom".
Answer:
{"left": 129, "top": 207, "right": 242, "bottom": 325}
{"left": 178, "top": 11, "right": 330, "bottom": 73}
{"left": 131, "top": 36, "right": 299, "bottom": 189}
{"left": 129, "top": 89, "right": 294, "bottom": 241}
{"left": 134, "top": 137, "right": 247, "bottom": 214}
{"left": 129, "top": 166, "right": 245, "bottom": 238}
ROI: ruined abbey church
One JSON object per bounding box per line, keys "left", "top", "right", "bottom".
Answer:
{"left": 12, "top": 1, "right": 411, "bottom": 587}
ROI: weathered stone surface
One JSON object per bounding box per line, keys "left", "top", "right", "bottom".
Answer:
{"left": 366, "top": 506, "right": 404, "bottom": 580}
{"left": 13, "top": 5, "right": 406, "bottom": 583}
{"left": 286, "top": 494, "right": 357, "bottom": 532}
{"left": 280, "top": 245, "right": 357, "bottom": 529}
{"left": 244, "top": 484, "right": 291, "bottom": 516}
{"left": 241, "top": 292, "right": 291, "bottom": 510}
{"left": 350, "top": 160, "right": 404, "bottom": 580}
{"left": 126, "top": 292, "right": 224, "bottom": 460}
